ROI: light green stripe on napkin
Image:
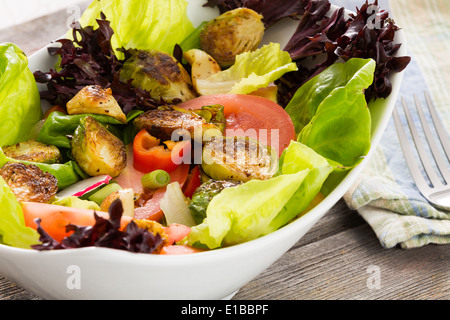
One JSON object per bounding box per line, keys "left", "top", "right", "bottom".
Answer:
{"left": 344, "top": 147, "right": 450, "bottom": 249}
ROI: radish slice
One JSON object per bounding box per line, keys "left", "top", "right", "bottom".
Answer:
{"left": 56, "top": 175, "right": 113, "bottom": 198}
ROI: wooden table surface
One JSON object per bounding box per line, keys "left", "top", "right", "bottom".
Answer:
{"left": 0, "top": 2, "right": 449, "bottom": 301}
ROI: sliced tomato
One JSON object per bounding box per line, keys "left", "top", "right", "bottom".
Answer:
{"left": 21, "top": 202, "right": 132, "bottom": 242}
{"left": 178, "top": 94, "right": 296, "bottom": 157}
{"left": 159, "top": 245, "right": 203, "bottom": 255}
{"left": 133, "top": 163, "right": 190, "bottom": 221}
{"left": 163, "top": 223, "right": 191, "bottom": 245}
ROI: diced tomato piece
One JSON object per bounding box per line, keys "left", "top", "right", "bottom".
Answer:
{"left": 163, "top": 223, "right": 191, "bottom": 245}
{"left": 21, "top": 202, "right": 132, "bottom": 242}
{"left": 159, "top": 245, "right": 203, "bottom": 255}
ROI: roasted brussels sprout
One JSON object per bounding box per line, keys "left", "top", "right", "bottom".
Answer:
{"left": 189, "top": 179, "right": 241, "bottom": 224}
{"left": 200, "top": 8, "right": 265, "bottom": 68}
{"left": 71, "top": 116, "right": 127, "bottom": 178}
{"left": 120, "top": 49, "right": 197, "bottom": 103}
{"left": 0, "top": 161, "right": 58, "bottom": 203}
{"left": 66, "top": 85, "right": 127, "bottom": 124}
{"left": 202, "top": 136, "right": 278, "bottom": 182}
{"left": 134, "top": 105, "right": 225, "bottom": 142}
{"left": 2, "top": 140, "right": 63, "bottom": 164}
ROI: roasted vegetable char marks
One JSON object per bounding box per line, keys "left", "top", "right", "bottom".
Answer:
{"left": 0, "top": 162, "right": 58, "bottom": 203}
{"left": 71, "top": 116, "right": 127, "bottom": 178}
{"left": 134, "top": 106, "right": 225, "bottom": 142}
{"left": 3, "top": 140, "right": 63, "bottom": 164}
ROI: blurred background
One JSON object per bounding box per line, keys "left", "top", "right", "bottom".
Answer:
{"left": 0, "top": 0, "right": 85, "bottom": 30}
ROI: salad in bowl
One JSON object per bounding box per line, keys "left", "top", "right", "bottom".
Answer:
{"left": 0, "top": 0, "right": 409, "bottom": 299}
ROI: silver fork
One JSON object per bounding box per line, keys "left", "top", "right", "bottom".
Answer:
{"left": 392, "top": 91, "right": 450, "bottom": 211}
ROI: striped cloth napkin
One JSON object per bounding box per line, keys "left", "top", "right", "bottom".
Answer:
{"left": 339, "top": 0, "right": 450, "bottom": 248}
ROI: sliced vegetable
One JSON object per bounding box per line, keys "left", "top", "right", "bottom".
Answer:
{"left": 21, "top": 201, "right": 132, "bottom": 242}
{"left": 133, "top": 188, "right": 166, "bottom": 222}
{"left": 0, "top": 43, "right": 41, "bottom": 147}
{"left": 132, "top": 129, "right": 190, "bottom": 173}
{"left": 159, "top": 182, "right": 196, "bottom": 227}
{"left": 56, "top": 175, "right": 112, "bottom": 198}
{"left": 202, "top": 136, "right": 278, "bottom": 182}
{"left": 0, "top": 162, "right": 58, "bottom": 203}
{"left": 178, "top": 94, "right": 296, "bottom": 157}
{"left": 163, "top": 223, "right": 192, "bottom": 245}
{"left": 141, "top": 170, "right": 171, "bottom": 190}
{"left": 88, "top": 183, "right": 122, "bottom": 205}
{"left": 2, "top": 140, "right": 63, "bottom": 164}
{"left": 182, "top": 165, "right": 202, "bottom": 199}
{"left": 133, "top": 105, "right": 225, "bottom": 143}
{"left": 159, "top": 245, "right": 203, "bottom": 255}
{"left": 31, "top": 199, "right": 163, "bottom": 254}
{"left": 0, "top": 147, "right": 84, "bottom": 190}
{"left": 133, "top": 164, "right": 190, "bottom": 221}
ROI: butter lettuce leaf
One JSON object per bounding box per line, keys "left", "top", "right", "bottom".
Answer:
{"left": 285, "top": 58, "right": 375, "bottom": 169}
{"left": 195, "top": 42, "right": 298, "bottom": 96}
{"left": 77, "top": 0, "right": 195, "bottom": 58}
{"left": 0, "top": 43, "right": 41, "bottom": 147}
{"left": 0, "top": 177, "right": 40, "bottom": 249}
{"left": 186, "top": 141, "right": 333, "bottom": 249}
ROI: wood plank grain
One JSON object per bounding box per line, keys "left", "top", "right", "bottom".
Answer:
{"left": 233, "top": 222, "right": 450, "bottom": 300}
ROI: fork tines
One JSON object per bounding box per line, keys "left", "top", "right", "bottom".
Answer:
{"left": 393, "top": 92, "right": 450, "bottom": 199}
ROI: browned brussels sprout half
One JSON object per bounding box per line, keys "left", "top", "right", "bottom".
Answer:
{"left": 200, "top": 8, "right": 265, "bottom": 68}
{"left": 71, "top": 116, "right": 127, "bottom": 178}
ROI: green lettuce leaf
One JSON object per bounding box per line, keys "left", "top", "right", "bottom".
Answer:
{"left": 285, "top": 58, "right": 376, "bottom": 169}
{"left": 185, "top": 141, "right": 333, "bottom": 249}
{"left": 195, "top": 42, "right": 298, "bottom": 96}
{"left": 0, "top": 176, "right": 40, "bottom": 249}
{"left": 76, "top": 0, "right": 195, "bottom": 58}
{"left": 0, "top": 43, "right": 42, "bottom": 147}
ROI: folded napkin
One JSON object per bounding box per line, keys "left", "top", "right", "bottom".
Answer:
{"left": 340, "top": 0, "right": 450, "bottom": 248}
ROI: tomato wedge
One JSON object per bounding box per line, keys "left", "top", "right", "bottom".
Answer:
{"left": 21, "top": 202, "right": 132, "bottom": 242}
{"left": 178, "top": 94, "right": 296, "bottom": 157}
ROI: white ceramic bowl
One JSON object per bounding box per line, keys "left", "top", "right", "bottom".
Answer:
{"left": 0, "top": 1, "right": 406, "bottom": 300}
